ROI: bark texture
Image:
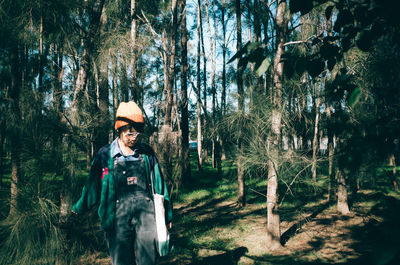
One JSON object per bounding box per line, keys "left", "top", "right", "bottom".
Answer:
{"left": 266, "top": 0, "right": 289, "bottom": 249}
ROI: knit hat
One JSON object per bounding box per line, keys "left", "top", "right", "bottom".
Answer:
{"left": 114, "top": 101, "right": 145, "bottom": 132}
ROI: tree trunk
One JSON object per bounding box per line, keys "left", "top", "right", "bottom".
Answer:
{"left": 164, "top": 0, "right": 178, "bottom": 126}
{"left": 38, "top": 8, "right": 44, "bottom": 93}
{"left": 112, "top": 56, "right": 119, "bottom": 139}
{"left": 196, "top": 0, "right": 203, "bottom": 171}
{"left": 199, "top": 0, "right": 208, "bottom": 163}
{"left": 9, "top": 44, "right": 22, "bottom": 216}
{"left": 205, "top": 0, "right": 218, "bottom": 170}
{"left": 160, "top": 0, "right": 178, "bottom": 183}
{"left": 325, "top": 15, "right": 336, "bottom": 201}
{"left": 221, "top": 4, "right": 227, "bottom": 116}
{"left": 180, "top": 0, "right": 191, "bottom": 183}
{"left": 312, "top": 87, "right": 321, "bottom": 182}
{"left": 51, "top": 43, "right": 64, "bottom": 177}
{"left": 327, "top": 105, "right": 335, "bottom": 202}
{"left": 390, "top": 154, "right": 399, "bottom": 191}
{"left": 131, "top": 0, "right": 139, "bottom": 103}
{"left": 253, "top": 0, "right": 264, "bottom": 101}
{"left": 0, "top": 119, "right": 5, "bottom": 188}
{"left": 95, "top": 5, "right": 110, "bottom": 151}
{"left": 236, "top": 0, "right": 246, "bottom": 207}
{"left": 337, "top": 167, "right": 350, "bottom": 215}
{"left": 266, "top": 0, "right": 289, "bottom": 249}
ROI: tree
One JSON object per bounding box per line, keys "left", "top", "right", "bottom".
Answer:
{"left": 236, "top": 0, "right": 246, "bottom": 207}
{"left": 265, "top": 0, "right": 289, "bottom": 249}
{"left": 196, "top": 0, "right": 203, "bottom": 171}
{"left": 179, "top": 0, "right": 191, "bottom": 182}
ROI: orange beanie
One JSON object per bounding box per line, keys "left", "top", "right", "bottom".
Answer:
{"left": 114, "top": 101, "right": 145, "bottom": 131}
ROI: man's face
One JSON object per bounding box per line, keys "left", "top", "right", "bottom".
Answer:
{"left": 120, "top": 126, "right": 141, "bottom": 147}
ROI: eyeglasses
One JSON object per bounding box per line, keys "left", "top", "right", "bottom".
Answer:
{"left": 123, "top": 131, "right": 140, "bottom": 138}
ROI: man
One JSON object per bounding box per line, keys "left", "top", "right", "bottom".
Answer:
{"left": 72, "top": 101, "right": 172, "bottom": 265}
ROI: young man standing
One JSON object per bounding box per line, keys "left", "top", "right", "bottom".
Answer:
{"left": 72, "top": 101, "right": 172, "bottom": 265}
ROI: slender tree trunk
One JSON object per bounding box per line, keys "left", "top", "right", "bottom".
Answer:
{"left": 112, "top": 57, "right": 119, "bottom": 139}
{"left": 312, "top": 87, "right": 321, "bottom": 182}
{"left": 327, "top": 104, "right": 335, "bottom": 201}
{"left": 236, "top": 0, "right": 246, "bottom": 207}
{"left": 38, "top": 6, "right": 44, "bottom": 93}
{"left": 199, "top": 0, "right": 208, "bottom": 163}
{"left": 205, "top": 0, "right": 218, "bottom": 169}
{"left": 95, "top": 5, "right": 110, "bottom": 150}
{"left": 221, "top": 4, "right": 227, "bottom": 117}
{"left": 325, "top": 15, "right": 336, "bottom": 201}
{"left": 131, "top": 0, "right": 139, "bottom": 103}
{"left": 50, "top": 43, "right": 64, "bottom": 177}
{"left": 390, "top": 154, "right": 399, "bottom": 191}
{"left": 247, "top": 0, "right": 255, "bottom": 109}
{"left": 220, "top": 2, "right": 228, "bottom": 163}
{"left": 266, "top": 0, "right": 289, "bottom": 249}
{"left": 196, "top": 0, "right": 203, "bottom": 171}
{"left": 180, "top": 0, "right": 191, "bottom": 183}
{"left": 164, "top": 0, "right": 178, "bottom": 126}
{"left": 9, "top": 44, "right": 22, "bottom": 216}
{"left": 0, "top": 119, "right": 5, "bottom": 188}
{"left": 253, "top": 0, "right": 264, "bottom": 101}
{"left": 262, "top": 2, "right": 270, "bottom": 96}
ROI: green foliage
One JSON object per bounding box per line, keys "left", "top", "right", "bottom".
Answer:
{"left": 227, "top": 41, "right": 271, "bottom": 77}
{"left": 290, "top": 0, "right": 400, "bottom": 81}
{"left": 0, "top": 187, "right": 65, "bottom": 264}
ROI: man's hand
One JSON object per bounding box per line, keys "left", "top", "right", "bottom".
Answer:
{"left": 167, "top": 222, "right": 172, "bottom": 230}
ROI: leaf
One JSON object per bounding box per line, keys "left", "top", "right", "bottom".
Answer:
{"left": 342, "top": 36, "right": 352, "bottom": 52}
{"left": 327, "top": 58, "right": 336, "bottom": 71}
{"left": 248, "top": 48, "right": 264, "bottom": 63}
{"left": 312, "top": 37, "right": 322, "bottom": 46}
{"left": 325, "top": 5, "right": 334, "bottom": 20}
{"left": 320, "top": 42, "right": 339, "bottom": 60}
{"left": 246, "top": 42, "right": 259, "bottom": 53}
{"left": 289, "top": 0, "right": 302, "bottom": 14}
{"left": 227, "top": 41, "right": 250, "bottom": 64}
{"left": 238, "top": 56, "right": 249, "bottom": 69}
{"left": 256, "top": 57, "right": 270, "bottom": 77}
{"left": 295, "top": 57, "right": 307, "bottom": 75}
{"left": 334, "top": 10, "right": 354, "bottom": 32}
{"left": 300, "top": 0, "right": 314, "bottom": 16}
{"left": 284, "top": 63, "right": 295, "bottom": 79}
{"left": 307, "top": 59, "right": 325, "bottom": 78}
{"left": 356, "top": 30, "right": 373, "bottom": 52}
{"left": 347, "top": 86, "right": 360, "bottom": 107}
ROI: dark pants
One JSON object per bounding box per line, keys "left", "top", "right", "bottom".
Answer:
{"left": 106, "top": 194, "right": 157, "bottom": 265}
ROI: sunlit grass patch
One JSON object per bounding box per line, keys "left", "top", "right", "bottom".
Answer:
{"left": 176, "top": 189, "right": 212, "bottom": 204}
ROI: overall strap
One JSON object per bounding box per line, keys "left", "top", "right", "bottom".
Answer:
{"left": 143, "top": 154, "right": 155, "bottom": 195}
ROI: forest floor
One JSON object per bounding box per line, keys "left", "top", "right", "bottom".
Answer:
{"left": 72, "top": 159, "right": 400, "bottom": 265}
{"left": 156, "top": 189, "right": 400, "bottom": 265}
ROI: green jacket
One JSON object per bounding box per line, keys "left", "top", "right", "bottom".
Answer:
{"left": 72, "top": 142, "right": 172, "bottom": 230}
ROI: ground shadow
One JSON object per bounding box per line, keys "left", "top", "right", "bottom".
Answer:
{"left": 280, "top": 200, "right": 333, "bottom": 245}
{"left": 189, "top": 247, "right": 248, "bottom": 265}
{"left": 345, "top": 193, "right": 400, "bottom": 265}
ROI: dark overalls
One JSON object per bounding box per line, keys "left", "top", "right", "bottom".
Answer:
{"left": 105, "top": 151, "right": 157, "bottom": 265}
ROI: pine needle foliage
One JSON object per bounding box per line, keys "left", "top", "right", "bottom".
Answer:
{"left": 219, "top": 96, "right": 315, "bottom": 200}
{"left": 0, "top": 185, "right": 66, "bottom": 265}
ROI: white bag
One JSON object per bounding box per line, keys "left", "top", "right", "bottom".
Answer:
{"left": 153, "top": 193, "right": 170, "bottom": 256}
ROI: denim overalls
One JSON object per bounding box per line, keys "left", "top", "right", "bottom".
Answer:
{"left": 106, "top": 142, "right": 157, "bottom": 265}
